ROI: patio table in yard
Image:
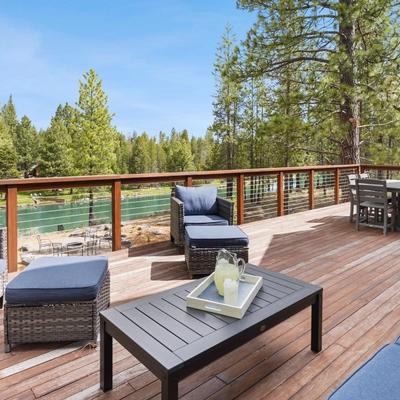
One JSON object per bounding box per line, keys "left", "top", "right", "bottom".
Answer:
{"left": 99, "top": 264, "right": 322, "bottom": 399}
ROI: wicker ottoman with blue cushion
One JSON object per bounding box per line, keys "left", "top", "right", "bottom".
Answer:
{"left": 184, "top": 225, "right": 249, "bottom": 277}
{"left": 0, "top": 259, "right": 6, "bottom": 308}
{"left": 328, "top": 337, "right": 400, "bottom": 400}
{"left": 4, "top": 256, "right": 110, "bottom": 352}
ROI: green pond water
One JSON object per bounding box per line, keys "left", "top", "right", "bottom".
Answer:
{"left": 0, "top": 193, "right": 171, "bottom": 236}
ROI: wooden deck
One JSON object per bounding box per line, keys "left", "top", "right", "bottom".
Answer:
{"left": 2, "top": 203, "right": 400, "bottom": 399}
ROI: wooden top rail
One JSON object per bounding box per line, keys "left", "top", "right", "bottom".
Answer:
{"left": 0, "top": 164, "right": 359, "bottom": 192}
{"left": 360, "top": 164, "right": 400, "bottom": 171}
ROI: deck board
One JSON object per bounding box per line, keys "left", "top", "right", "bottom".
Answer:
{"left": 2, "top": 203, "right": 400, "bottom": 399}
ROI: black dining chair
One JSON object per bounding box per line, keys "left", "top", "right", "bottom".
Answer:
{"left": 346, "top": 174, "right": 358, "bottom": 222}
{"left": 355, "top": 178, "right": 395, "bottom": 235}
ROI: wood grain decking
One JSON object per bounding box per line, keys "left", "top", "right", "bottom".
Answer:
{"left": 2, "top": 203, "right": 400, "bottom": 399}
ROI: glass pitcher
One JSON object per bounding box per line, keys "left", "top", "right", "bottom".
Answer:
{"left": 214, "top": 248, "right": 246, "bottom": 296}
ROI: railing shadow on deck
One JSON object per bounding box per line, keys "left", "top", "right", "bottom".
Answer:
{"left": 257, "top": 213, "right": 395, "bottom": 276}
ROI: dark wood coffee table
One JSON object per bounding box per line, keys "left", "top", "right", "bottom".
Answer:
{"left": 100, "top": 264, "right": 322, "bottom": 399}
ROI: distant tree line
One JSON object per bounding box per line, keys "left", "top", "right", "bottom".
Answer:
{"left": 0, "top": 70, "right": 216, "bottom": 179}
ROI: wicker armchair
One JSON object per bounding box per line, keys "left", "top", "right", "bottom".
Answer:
{"left": 170, "top": 186, "right": 234, "bottom": 248}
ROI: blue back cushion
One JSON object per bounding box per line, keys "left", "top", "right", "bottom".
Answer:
{"left": 175, "top": 185, "right": 218, "bottom": 215}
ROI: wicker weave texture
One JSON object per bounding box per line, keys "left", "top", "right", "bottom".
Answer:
{"left": 4, "top": 271, "right": 110, "bottom": 351}
{"left": 185, "top": 246, "right": 249, "bottom": 277}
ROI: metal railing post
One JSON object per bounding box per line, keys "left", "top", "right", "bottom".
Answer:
{"left": 112, "top": 181, "right": 122, "bottom": 251}
{"left": 6, "top": 187, "right": 18, "bottom": 272}
{"left": 277, "top": 172, "right": 284, "bottom": 216}
{"left": 309, "top": 170, "right": 315, "bottom": 210}
{"left": 237, "top": 174, "right": 245, "bottom": 225}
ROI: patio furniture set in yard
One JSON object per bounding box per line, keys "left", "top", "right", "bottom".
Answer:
{"left": 36, "top": 226, "right": 115, "bottom": 257}
{"left": 2, "top": 183, "right": 400, "bottom": 399}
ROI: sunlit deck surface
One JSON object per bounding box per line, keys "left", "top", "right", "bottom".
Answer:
{"left": 2, "top": 203, "right": 400, "bottom": 399}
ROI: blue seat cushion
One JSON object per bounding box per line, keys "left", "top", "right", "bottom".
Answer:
{"left": 6, "top": 256, "right": 108, "bottom": 305}
{"left": 328, "top": 344, "right": 400, "bottom": 400}
{"left": 185, "top": 226, "right": 249, "bottom": 248}
{"left": 184, "top": 215, "right": 228, "bottom": 226}
{"left": 175, "top": 185, "right": 218, "bottom": 215}
{"left": 0, "top": 259, "right": 5, "bottom": 273}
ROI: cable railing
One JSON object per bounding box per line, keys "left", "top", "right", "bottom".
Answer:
{"left": 0, "top": 163, "right": 381, "bottom": 271}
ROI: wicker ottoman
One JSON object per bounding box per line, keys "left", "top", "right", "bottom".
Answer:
{"left": 0, "top": 259, "right": 5, "bottom": 308}
{"left": 184, "top": 225, "right": 249, "bottom": 277}
{"left": 4, "top": 256, "right": 110, "bottom": 352}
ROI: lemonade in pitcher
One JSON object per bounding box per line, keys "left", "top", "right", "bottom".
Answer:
{"left": 214, "top": 249, "right": 245, "bottom": 296}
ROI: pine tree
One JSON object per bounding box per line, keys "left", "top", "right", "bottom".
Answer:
{"left": 0, "top": 116, "right": 18, "bottom": 178}
{"left": 15, "top": 115, "right": 38, "bottom": 175}
{"left": 39, "top": 111, "right": 73, "bottom": 177}
{"left": 74, "top": 69, "right": 117, "bottom": 175}
{"left": 115, "top": 131, "right": 130, "bottom": 174}
{"left": 1, "top": 95, "right": 18, "bottom": 144}
{"left": 74, "top": 69, "right": 117, "bottom": 224}
{"left": 129, "top": 132, "right": 153, "bottom": 173}
{"left": 210, "top": 25, "right": 243, "bottom": 170}
{"left": 164, "top": 129, "right": 194, "bottom": 172}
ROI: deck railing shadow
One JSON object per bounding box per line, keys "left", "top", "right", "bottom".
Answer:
{"left": 257, "top": 214, "right": 389, "bottom": 273}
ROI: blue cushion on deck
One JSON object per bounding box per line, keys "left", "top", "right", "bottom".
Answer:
{"left": 185, "top": 226, "right": 249, "bottom": 248}
{"left": 328, "top": 344, "right": 400, "bottom": 400}
{"left": 5, "top": 256, "right": 108, "bottom": 305}
{"left": 0, "top": 259, "right": 5, "bottom": 273}
{"left": 184, "top": 215, "right": 228, "bottom": 226}
{"left": 175, "top": 185, "right": 218, "bottom": 215}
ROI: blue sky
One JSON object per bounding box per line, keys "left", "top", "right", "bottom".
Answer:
{"left": 0, "top": 1, "right": 256, "bottom": 137}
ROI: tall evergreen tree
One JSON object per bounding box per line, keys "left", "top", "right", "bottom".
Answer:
{"left": 74, "top": 69, "right": 117, "bottom": 224}
{"left": 115, "top": 131, "right": 130, "bottom": 174}
{"left": 74, "top": 69, "right": 117, "bottom": 175}
{"left": 0, "top": 116, "right": 18, "bottom": 178}
{"left": 210, "top": 25, "right": 244, "bottom": 169}
{"left": 15, "top": 115, "right": 38, "bottom": 174}
{"left": 1, "top": 95, "right": 18, "bottom": 144}
{"left": 129, "top": 132, "right": 153, "bottom": 173}
{"left": 39, "top": 111, "right": 73, "bottom": 177}
{"left": 164, "top": 129, "right": 194, "bottom": 172}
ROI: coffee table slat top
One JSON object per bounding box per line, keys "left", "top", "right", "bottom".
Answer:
{"left": 101, "top": 264, "right": 321, "bottom": 377}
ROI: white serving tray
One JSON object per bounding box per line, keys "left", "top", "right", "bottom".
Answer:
{"left": 186, "top": 272, "right": 263, "bottom": 319}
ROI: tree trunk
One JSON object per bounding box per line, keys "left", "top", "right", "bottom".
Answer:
{"left": 339, "top": 0, "right": 360, "bottom": 164}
